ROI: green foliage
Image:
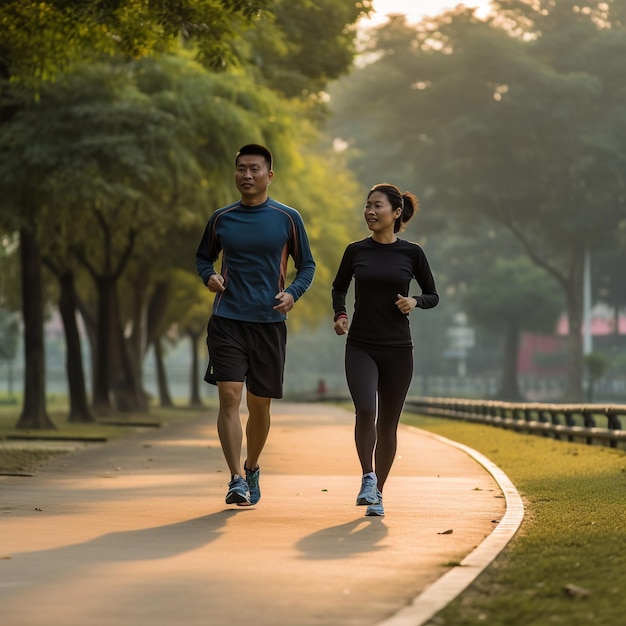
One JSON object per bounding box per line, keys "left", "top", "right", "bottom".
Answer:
{"left": 0, "top": 0, "right": 370, "bottom": 418}
{"left": 239, "top": 0, "right": 374, "bottom": 98}
{"left": 1, "top": 47, "right": 365, "bottom": 357}
{"left": 164, "top": 269, "right": 214, "bottom": 340}
{"left": 270, "top": 145, "right": 362, "bottom": 325}
{"left": 333, "top": 6, "right": 626, "bottom": 256}
{"left": 593, "top": 223, "right": 626, "bottom": 312}
{"left": 463, "top": 256, "right": 563, "bottom": 333}
{"left": 328, "top": 3, "right": 626, "bottom": 398}
{"left": 0, "top": 54, "right": 307, "bottom": 269}
{"left": 0, "top": 0, "right": 272, "bottom": 86}
{"left": 584, "top": 351, "right": 612, "bottom": 382}
{"left": 0, "top": 233, "right": 20, "bottom": 311}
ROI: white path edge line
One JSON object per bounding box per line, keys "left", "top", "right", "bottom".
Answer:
{"left": 376, "top": 426, "right": 525, "bottom": 626}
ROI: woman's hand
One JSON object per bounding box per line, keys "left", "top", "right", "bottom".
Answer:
{"left": 395, "top": 294, "right": 417, "bottom": 315}
{"left": 334, "top": 316, "right": 349, "bottom": 335}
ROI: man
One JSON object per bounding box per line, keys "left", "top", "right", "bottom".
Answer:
{"left": 196, "top": 144, "right": 315, "bottom": 506}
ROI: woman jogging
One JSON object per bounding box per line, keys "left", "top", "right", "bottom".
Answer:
{"left": 331, "top": 183, "right": 439, "bottom": 516}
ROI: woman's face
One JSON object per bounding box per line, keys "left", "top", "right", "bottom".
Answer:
{"left": 364, "top": 191, "right": 400, "bottom": 233}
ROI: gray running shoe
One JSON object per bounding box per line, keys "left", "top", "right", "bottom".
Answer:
{"left": 245, "top": 464, "right": 261, "bottom": 505}
{"left": 225, "top": 474, "right": 250, "bottom": 506}
{"left": 356, "top": 474, "right": 378, "bottom": 505}
{"left": 365, "top": 491, "right": 384, "bottom": 517}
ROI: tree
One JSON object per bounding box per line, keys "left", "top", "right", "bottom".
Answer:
{"left": 0, "top": 0, "right": 274, "bottom": 427}
{"left": 583, "top": 351, "right": 612, "bottom": 402}
{"left": 1, "top": 1, "right": 371, "bottom": 424}
{"left": 0, "top": 307, "right": 19, "bottom": 398}
{"left": 328, "top": 3, "right": 626, "bottom": 400}
{"left": 463, "top": 256, "right": 563, "bottom": 400}
{"left": 239, "top": 0, "right": 373, "bottom": 98}
{"left": 0, "top": 0, "right": 272, "bottom": 88}
{"left": 593, "top": 225, "right": 626, "bottom": 333}
{"left": 166, "top": 271, "right": 215, "bottom": 407}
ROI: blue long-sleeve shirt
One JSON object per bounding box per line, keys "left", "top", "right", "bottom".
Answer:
{"left": 196, "top": 197, "right": 316, "bottom": 323}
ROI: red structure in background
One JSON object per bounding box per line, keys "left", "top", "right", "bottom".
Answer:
{"left": 517, "top": 333, "right": 567, "bottom": 376}
{"left": 518, "top": 309, "right": 626, "bottom": 377}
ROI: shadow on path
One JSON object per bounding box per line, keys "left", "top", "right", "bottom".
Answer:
{"left": 4, "top": 510, "right": 238, "bottom": 585}
{"left": 296, "top": 517, "right": 388, "bottom": 560}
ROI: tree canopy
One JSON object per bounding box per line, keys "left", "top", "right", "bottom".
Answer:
{"left": 328, "top": 1, "right": 626, "bottom": 399}
{"left": 0, "top": 0, "right": 369, "bottom": 425}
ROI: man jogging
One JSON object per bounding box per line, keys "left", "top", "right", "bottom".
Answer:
{"left": 196, "top": 144, "right": 315, "bottom": 506}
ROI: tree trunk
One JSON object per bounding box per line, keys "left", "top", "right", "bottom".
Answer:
{"left": 127, "top": 277, "right": 148, "bottom": 394}
{"left": 145, "top": 280, "right": 170, "bottom": 351}
{"left": 188, "top": 329, "right": 203, "bottom": 407}
{"left": 58, "top": 269, "right": 94, "bottom": 423}
{"left": 564, "top": 258, "right": 585, "bottom": 402}
{"left": 108, "top": 284, "right": 146, "bottom": 412}
{"left": 92, "top": 275, "right": 113, "bottom": 413}
{"left": 496, "top": 320, "right": 523, "bottom": 401}
{"left": 16, "top": 227, "right": 55, "bottom": 429}
{"left": 75, "top": 296, "right": 98, "bottom": 401}
{"left": 153, "top": 337, "right": 173, "bottom": 407}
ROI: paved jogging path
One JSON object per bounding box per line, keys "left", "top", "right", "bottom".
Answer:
{"left": 0, "top": 402, "right": 522, "bottom": 626}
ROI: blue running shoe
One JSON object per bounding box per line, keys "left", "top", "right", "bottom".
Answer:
{"left": 356, "top": 474, "right": 378, "bottom": 505}
{"left": 225, "top": 474, "right": 250, "bottom": 506}
{"left": 245, "top": 464, "right": 261, "bottom": 505}
{"left": 365, "top": 491, "right": 384, "bottom": 517}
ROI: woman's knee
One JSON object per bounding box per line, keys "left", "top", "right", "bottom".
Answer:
{"left": 355, "top": 408, "right": 376, "bottom": 426}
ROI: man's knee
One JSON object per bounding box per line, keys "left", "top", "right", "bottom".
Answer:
{"left": 218, "top": 382, "right": 243, "bottom": 410}
{"left": 247, "top": 392, "right": 272, "bottom": 420}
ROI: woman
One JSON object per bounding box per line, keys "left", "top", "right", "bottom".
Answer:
{"left": 332, "top": 183, "right": 439, "bottom": 516}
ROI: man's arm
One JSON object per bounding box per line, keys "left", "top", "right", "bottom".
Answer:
{"left": 284, "top": 213, "right": 315, "bottom": 302}
{"left": 195, "top": 217, "right": 220, "bottom": 286}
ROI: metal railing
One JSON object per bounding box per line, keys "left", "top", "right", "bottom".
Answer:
{"left": 405, "top": 397, "right": 626, "bottom": 448}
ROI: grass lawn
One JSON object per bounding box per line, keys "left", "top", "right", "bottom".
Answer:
{"left": 0, "top": 396, "right": 214, "bottom": 475}
{"left": 402, "top": 412, "right": 626, "bottom": 626}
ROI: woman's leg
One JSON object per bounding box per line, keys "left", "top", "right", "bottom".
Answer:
{"left": 345, "top": 344, "right": 378, "bottom": 474}
{"left": 374, "top": 348, "right": 413, "bottom": 492}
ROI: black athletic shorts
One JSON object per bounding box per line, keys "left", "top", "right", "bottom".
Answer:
{"left": 204, "top": 316, "right": 287, "bottom": 399}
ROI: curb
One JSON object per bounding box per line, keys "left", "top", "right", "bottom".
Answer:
{"left": 376, "top": 427, "right": 525, "bottom": 626}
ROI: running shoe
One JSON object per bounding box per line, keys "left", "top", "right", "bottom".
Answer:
{"left": 245, "top": 464, "right": 261, "bottom": 505}
{"left": 356, "top": 474, "right": 378, "bottom": 505}
{"left": 365, "top": 491, "right": 384, "bottom": 517}
{"left": 225, "top": 474, "right": 250, "bottom": 506}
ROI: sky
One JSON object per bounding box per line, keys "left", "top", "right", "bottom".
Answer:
{"left": 363, "top": 0, "right": 492, "bottom": 26}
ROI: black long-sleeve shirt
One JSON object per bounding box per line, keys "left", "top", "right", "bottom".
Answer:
{"left": 332, "top": 237, "right": 439, "bottom": 348}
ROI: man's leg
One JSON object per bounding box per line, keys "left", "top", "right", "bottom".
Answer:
{"left": 245, "top": 391, "right": 272, "bottom": 469}
{"left": 217, "top": 381, "right": 245, "bottom": 476}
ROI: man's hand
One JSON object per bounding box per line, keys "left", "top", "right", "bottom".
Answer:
{"left": 207, "top": 274, "right": 226, "bottom": 293}
{"left": 273, "top": 291, "right": 294, "bottom": 313}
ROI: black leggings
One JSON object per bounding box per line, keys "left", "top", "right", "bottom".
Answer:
{"left": 345, "top": 343, "right": 413, "bottom": 493}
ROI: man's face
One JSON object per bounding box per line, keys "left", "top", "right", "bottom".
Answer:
{"left": 235, "top": 154, "right": 273, "bottom": 202}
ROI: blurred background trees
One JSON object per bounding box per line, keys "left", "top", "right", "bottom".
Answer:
{"left": 328, "top": 0, "right": 626, "bottom": 401}
{"left": 2, "top": 1, "right": 626, "bottom": 426}
{"left": 0, "top": 0, "right": 370, "bottom": 427}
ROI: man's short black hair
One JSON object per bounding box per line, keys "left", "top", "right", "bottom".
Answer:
{"left": 235, "top": 144, "right": 273, "bottom": 170}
